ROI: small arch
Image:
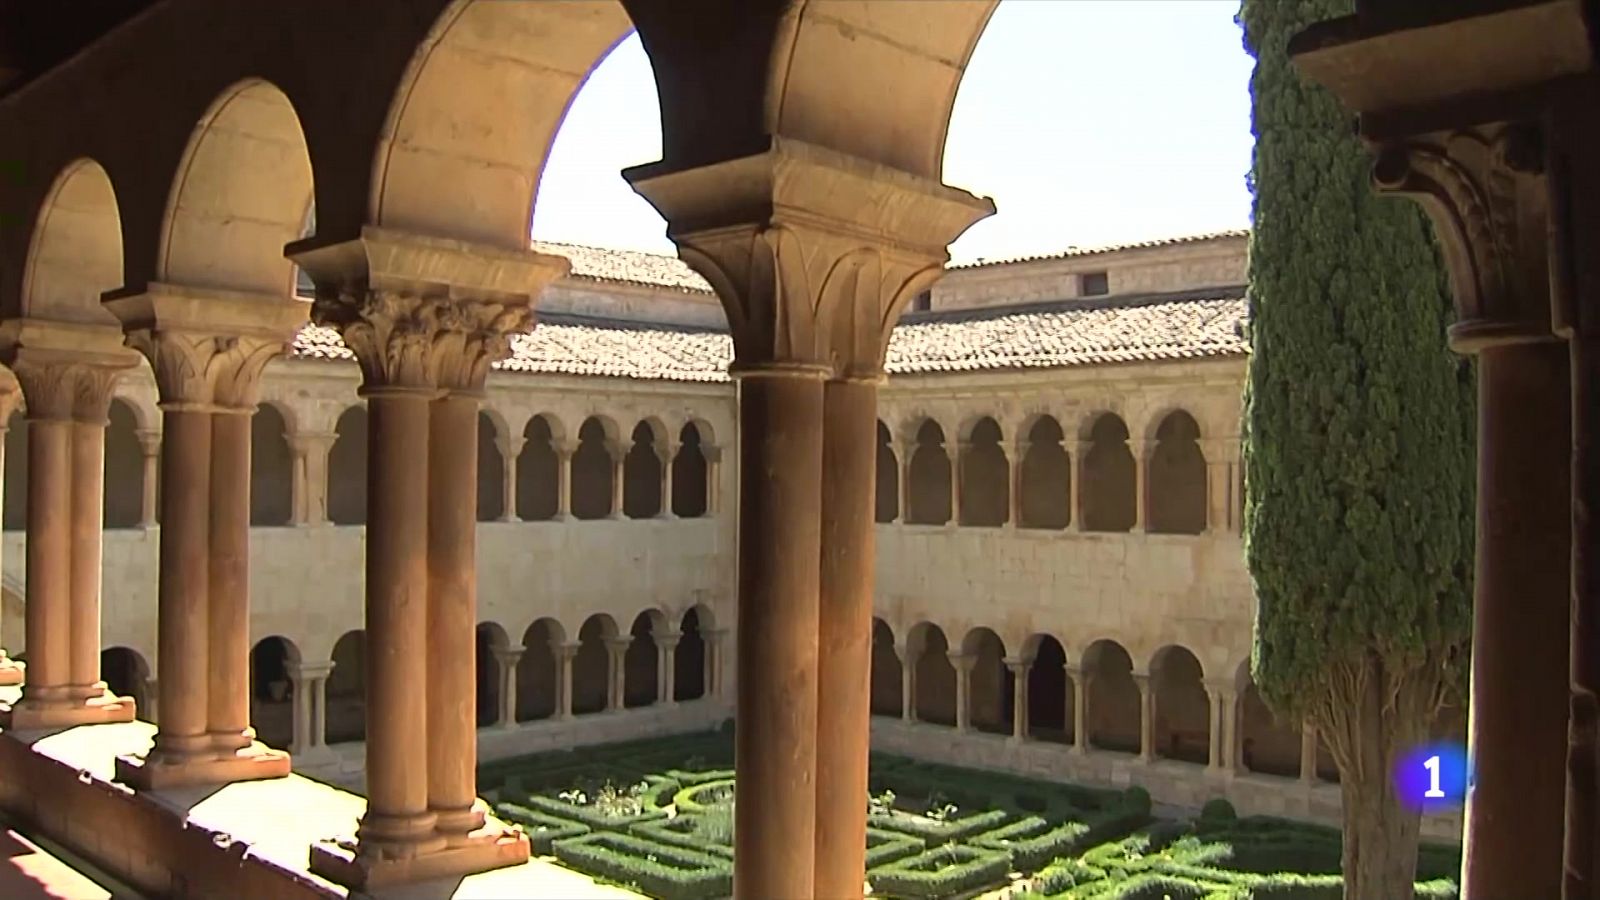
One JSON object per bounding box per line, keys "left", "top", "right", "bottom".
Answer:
{"left": 906, "top": 420, "right": 952, "bottom": 525}
{"left": 251, "top": 404, "right": 294, "bottom": 526}
{"left": 908, "top": 622, "right": 956, "bottom": 726}
{"left": 1019, "top": 416, "right": 1070, "bottom": 529}
{"left": 623, "top": 421, "right": 664, "bottom": 519}
{"left": 476, "top": 622, "right": 507, "bottom": 727}
{"left": 517, "top": 414, "right": 561, "bottom": 521}
{"left": 1082, "top": 639, "right": 1140, "bottom": 753}
{"left": 1238, "top": 674, "right": 1302, "bottom": 778}
{"left": 1151, "top": 645, "right": 1209, "bottom": 765}
{"left": 517, "top": 618, "right": 565, "bottom": 722}
{"left": 1148, "top": 411, "right": 1207, "bottom": 535}
{"left": 326, "top": 630, "right": 366, "bottom": 744}
{"left": 328, "top": 407, "right": 368, "bottom": 526}
{"left": 571, "top": 417, "right": 616, "bottom": 520}
{"left": 961, "top": 627, "right": 1010, "bottom": 735}
{"left": 477, "top": 411, "right": 504, "bottom": 522}
{"left": 102, "top": 399, "right": 144, "bottom": 529}
{"left": 1025, "top": 634, "right": 1070, "bottom": 743}
{"left": 573, "top": 613, "right": 618, "bottom": 715}
{"left": 624, "top": 610, "right": 664, "bottom": 707}
{"left": 870, "top": 618, "right": 902, "bottom": 717}
{"left": 674, "top": 605, "right": 711, "bottom": 702}
{"left": 1081, "top": 414, "right": 1135, "bottom": 532}
{"left": 671, "top": 422, "right": 709, "bottom": 518}
{"left": 875, "top": 421, "right": 898, "bottom": 524}
{"left": 249, "top": 636, "right": 301, "bottom": 750}
{"left": 958, "top": 418, "right": 1008, "bottom": 526}
{"left": 100, "top": 647, "right": 149, "bottom": 711}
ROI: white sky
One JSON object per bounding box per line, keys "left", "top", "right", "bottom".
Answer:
{"left": 530, "top": 0, "right": 1254, "bottom": 265}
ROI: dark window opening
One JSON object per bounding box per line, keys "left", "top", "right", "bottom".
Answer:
{"left": 1081, "top": 271, "right": 1109, "bottom": 296}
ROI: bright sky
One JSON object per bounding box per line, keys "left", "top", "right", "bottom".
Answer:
{"left": 531, "top": 0, "right": 1255, "bottom": 265}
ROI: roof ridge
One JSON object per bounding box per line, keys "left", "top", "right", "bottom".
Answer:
{"left": 900, "top": 284, "right": 1248, "bottom": 324}
{"left": 950, "top": 229, "right": 1250, "bottom": 270}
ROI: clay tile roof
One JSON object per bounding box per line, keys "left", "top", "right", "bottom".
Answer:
{"left": 949, "top": 229, "right": 1250, "bottom": 270}
{"left": 530, "top": 241, "right": 714, "bottom": 294}
{"left": 288, "top": 286, "right": 1248, "bottom": 382}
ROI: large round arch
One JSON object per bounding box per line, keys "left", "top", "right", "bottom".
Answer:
{"left": 1024, "top": 633, "right": 1069, "bottom": 743}
{"left": 477, "top": 411, "right": 504, "bottom": 522}
{"left": 1150, "top": 644, "right": 1209, "bottom": 765}
{"left": 1082, "top": 639, "right": 1139, "bottom": 753}
{"left": 518, "top": 414, "right": 563, "bottom": 521}
{"left": 870, "top": 618, "right": 902, "bottom": 718}
{"left": 20, "top": 158, "right": 124, "bottom": 324}
{"left": 907, "top": 420, "right": 952, "bottom": 525}
{"left": 100, "top": 646, "right": 150, "bottom": 712}
{"left": 573, "top": 613, "right": 619, "bottom": 715}
{"left": 908, "top": 622, "right": 955, "bottom": 727}
{"left": 958, "top": 418, "right": 1008, "bottom": 527}
{"left": 674, "top": 605, "right": 712, "bottom": 702}
{"left": 326, "top": 630, "right": 366, "bottom": 744}
{"left": 1147, "top": 411, "right": 1207, "bottom": 534}
{"left": 517, "top": 618, "right": 565, "bottom": 722}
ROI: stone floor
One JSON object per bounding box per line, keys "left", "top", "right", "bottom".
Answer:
{"left": 0, "top": 820, "right": 121, "bottom": 899}
{"left": 0, "top": 692, "right": 643, "bottom": 900}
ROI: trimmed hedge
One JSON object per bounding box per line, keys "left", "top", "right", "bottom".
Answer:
{"left": 630, "top": 813, "right": 737, "bottom": 860}
{"left": 492, "top": 802, "right": 590, "bottom": 854}
{"left": 970, "top": 816, "right": 1090, "bottom": 871}
{"left": 868, "top": 805, "right": 1012, "bottom": 845}
{"left": 864, "top": 827, "right": 925, "bottom": 869}
{"left": 671, "top": 778, "right": 734, "bottom": 815}
{"left": 867, "top": 843, "right": 1013, "bottom": 899}
{"left": 510, "top": 775, "right": 678, "bottom": 831}
{"left": 551, "top": 832, "right": 732, "bottom": 900}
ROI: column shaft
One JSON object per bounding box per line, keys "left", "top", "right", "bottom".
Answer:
{"left": 360, "top": 392, "right": 441, "bottom": 853}
{"left": 895, "top": 444, "right": 911, "bottom": 524}
{"left": 557, "top": 645, "right": 576, "bottom": 719}
{"left": 732, "top": 371, "right": 824, "bottom": 899}
{"left": 291, "top": 672, "right": 314, "bottom": 755}
{"left": 500, "top": 442, "right": 519, "bottom": 523}
{"left": 1461, "top": 342, "right": 1570, "bottom": 897}
{"left": 948, "top": 445, "right": 962, "bottom": 525}
{"left": 953, "top": 658, "right": 972, "bottom": 733}
{"left": 1008, "top": 662, "right": 1030, "bottom": 741}
{"left": 208, "top": 411, "right": 253, "bottom": 752}
{"left": 556, "top": 449, "right": 573, "bottom": 519}
{"left": 814, "top": 378, "right": 876, "bottom": 900}
{"left": 154, "top": 410, "right": 212, "bottom": 757}
{"left": 899, "top": 645, "right": 915, "bottom": 722}
{"left": 1070, "top": 669, "right": 1088, "bottom": 755}
{"left": 1131, "top": 442, "right": 1148, "bottom": 533}
{"left": 428, "top": 394, "right": 484, "bottom": 844}
{"left": 67, "top": 419, "right": 105, "bottom": 697}
{"left": 1136, "top": 675, "right": 1154, "bottom": 762}
{"left": 659, "top": 447, "right": 676, "bottom": 519}
{"left": 1068, "top": 442, "right": 1085, "bottom": 532}
{"left": 658, "top": 639, "right": 678, "bottom": 705}
{"left": 138, "top": 436, "right": 160, "bottom": 528}
{"left": 497, "top": 651, "right": 521, "bottom": 727}
{"left": 312, "top": 675, "right": 329, "bottom": 747}
{"left": 20, "top": 419, "right": 71, "bottom": 704}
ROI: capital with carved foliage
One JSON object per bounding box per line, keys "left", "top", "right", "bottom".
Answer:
{"left": 0, "top": 318, "right": 140, "bottom": 422}
{"left": 625, "top": 138, "right": 994, "bottom": 379}
{"left": 286, "top": 227, "right": 569, "bottom": 395}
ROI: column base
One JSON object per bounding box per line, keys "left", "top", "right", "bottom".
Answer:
{"left": 1, "top": 690, "right": 135, "bottom": 730}
{"left": 115, "top": 740, "right": 291, "bottom": 790}
{"left": 309, "top": 820, "right": 530, "bottom": 890}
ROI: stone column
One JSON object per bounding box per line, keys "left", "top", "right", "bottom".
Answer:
{"left": 0, "top": 380, "right": 20, "bottom": 686}
{"left": 702, "top": 446, "right": 723, "bottom": 515}
{"left": 603, "top": 635, "right": 631, "bottom": 711}
{"left": 897, "top": 641, "right": 916, "bottom": 722}
{"left": 497, "top": 436, "right": 522, "bottom": 523}
{"left": 893, "top": 436, "right": 913, "bottom": 524}
{"left": 554, "top": 440, "right": 574, "bottom": 521}
{"left": 1066, "top": 665, "right": 1090, "bottom": 755}
{"left": 656, "top": 632, "right": 680, "bottom": 705}
{"left": 950, "top": 651, "right": 976, "bottom": 733}
{"left": 657, "top": 440, "right": 677, "bottom": 520}
{"left": 605, "top": 439, "right": 625, "bottom": 520}
{"left": 288, "top": 431, "right": 335, "bottom": 527}
{"left": 554, "top": 640, "right": 579, "bottom": 720}
{"left": 1, "top": 323, "right": 140, "bottom": 730}
{"left": 948, "top": 440, "right": 963, "bottom": 526}
{"left": 1203, "top": 680, "right": 1236, "bottom": 773}
{"left": 1133, "top": 672, "right": 1154, "bottom": 762}
{"left": 704, "top": 628, "right": 728, "bottom": 699}
{"left": 104, "top": 288, "right": 301, "bottom": 790}
{"left": 1005, "top": 439, "right": 1028, "bottom": 528}
{"left": 1199, "top": 438, "right": 1229, "bottom": 535}
{"left": 628, "top": 141, "right": 990, "bottom": 899}
{"left": 1066, "top": 440, "right": 1086, "bottom": 532}
{"left": 135, "top": 428, "right": 160, "bottom": 529}
{"left": 1005, "top": 657, "right": 1031, "bottom": 742}
{"left": 1129, "top": 439, "right": 1151, "bottom": 534}
{"left": 1299, "top": 722, "right": 1319, "bottom": 785}
{"left": 493, "top": 648, "right": 521, "bottom": 729}
{"left": 287, "top": 660, "right": 336, "bottom": 761}
{"left": 290, "top": 230, "right": 565, "bottom": 888}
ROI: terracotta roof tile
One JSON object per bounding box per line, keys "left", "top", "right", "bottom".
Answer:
{"left": 289, "top": 287, "right": 1247, "bottom": 383}
{"left": 529, "top": 241, "right": 713, "bottom": 293}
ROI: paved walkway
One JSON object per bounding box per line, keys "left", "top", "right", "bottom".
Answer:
{"left": 0, "top": 824, "right": 117, "bottom": 900}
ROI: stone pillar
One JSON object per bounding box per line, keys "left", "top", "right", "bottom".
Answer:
{"left": 1067, "top": 665, "right": 1090, "bottom": 755}
{"left": 1199, "top": 438, "right": 1230, "bottom": 535}
{"left": 702, "top": 446, "right": 723, "bottom": 515}
{"left": 289, "top": 230, "right": 565, "bottom": 888}
{"left": 657, "top": 440, "right": 677, "bottom": 520}
{"left": 605, "top": 439, "right": 625, "bottom": 520}
{"left": 0, "top": 380, "right": 20, "bottom": 686}
{"left": 1, "top": 323, "right": 140, "bottom": 730}
{"left": 554, "top": 640, "right": 579, "bottom": 720}
{"left": 497, "top": 436, "right": 522, "bottom": 524}
{"left": 1203, "top": 680, "right": 1236, "bottom": 773}
{"left": 1133, "top": 672, "right": 1154, "bottom": 762}
{"left": 628, "top": 140, "right": 990, "bottom": 899}
{"left": 287, "top": 661, "right": 335, "bottom": 762}
{"left": 554, "top": 441, "right": 574, "bottom": 521}
{"left": 1005, "top": 439, "right": 1028, "bottom": 528}
{"left": 135, "top": 428, "right": 160, "bottom": 529}
{"left": 950, "top": 651, "right": 976, "bottom": 733}
{"left": 1005, "top": 657, "right": 1031, "bottom": 743}
{"left": 897, "top": 641, "right": 916, "bottom": 722}
{"left": 288, "top": 431, "right": 335, "bottom": 527}
{"left": 493, "top": 648, "right": 521, "bottom": 729}
{"left": 892, "top": 436, "right": 913, "bottom": 524}
{"left": 1299, "top": 722, "right": 1319, "bottom": 785}
{"left": 948, "top": 440, "right": 963, "bottom": 526}
{"left": 603, "top": 636, "right": 630, "bottom": 711}
{"left": 103, "top": 288, "right": 302, "bottom": 789}
{"left": 1129, "top": 439, "right": 1151, "bottom": 534}
{"left": 656, "top": 632, "right": 680, "bottom": 705}
{"left": 702, "top": 627, "right": 727, "bottom": 698}
{"left": 1066, "top": 440, "right": 1086, "bottom": 532}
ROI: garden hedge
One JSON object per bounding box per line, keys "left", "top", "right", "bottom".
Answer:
{"left": 866, "top": 843, "right": 1013, "bottom": 899}
{"left": 969, "top": 816, "right": 1091, "bottom": 871}
{"left": 491, "top": 802, "right": 590, "bottom": 854}
{"left": 551, "top": 832, "right": 732, "bottom": 900}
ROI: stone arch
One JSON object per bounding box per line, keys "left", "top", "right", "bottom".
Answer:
{"left": 961, "top": 626, "right": 1009, "bottom": 734}
{"left": 101, "top": 646, "right": 149, "bottom": 712}
{"left": 517, "top": 618, "right": 565, "bottom": 722}
{"left": 102, "top": 398, "right": 144, "bottom": 529}
{"left": 1019, "top": 416, "right": 1070, "bottom": 529}
{"left": 1082, "top": 639, "right": 1139, "bottom": 753}
{"left": 624, "top": 610, "right": 666, "bottom": 708}
{"left": 157, "top": 79, "right": 313, "bottom": 296}
{"left": 571, "top": 416, "right": 617, "bottom": 520}
{"left": 1023, "top": 633, "right": 1070, "bottom": 743}
{"left": 475, "top": 622, "right": 508, "bottom": 728}
{"left": 671, "top": 421, "right": 709, "bottom": 518}
{"left": 573, "top": 613, "right": 618, "bottom": 715}
{"left": 1238, "top": 671, "right": 1302, "bottom": 778}
{"left": 251, "top": 403, "right": 294, "bottom": 526}
{"left": 326, "top": 630, "right": 366, "bottom": 744}
{"left": 674, "top": 605, "right": 711, "bottom": 702}
{"left": 870, "top": 618, "right": 902, "bottom": 717}
{"left": 906, "top": 420, "right": 952, "bottom": 525}
{"left": 249, "top": 635, "right": 301, "bottom": 750}
{"left": 1148, "top": 410, "right": 1207, "bottom": 535}
{"left": 908, "top": 622, "right": 955, "bottom": 726}
{"left": 958, "top": 417, "right": 1008, "bottom": 526}
{"left": 371, "top": 1, "right": 635, "bottom": 248}
{"left": 875, "top": 420, "right": 898, "bottom": 524}
{"left": 517, "top": 414, "right": 562, "bottom": 521}
{"left": 1151, "top": 644, "right": 1209, "bottom": 765}
{"left": 623, "top": 420, "right": 664, "bottom": 519}
{"left": 1081, "top": 413, "right": 1135, "bottom": 532}
{"left": 476, "top": 410, "right": 503, "bottom": 522}
{"left": 328, "top": 406, "right": 367, "bottom": 526}
{"left": 21, "top": 158, "right": 123, "bottom": 324}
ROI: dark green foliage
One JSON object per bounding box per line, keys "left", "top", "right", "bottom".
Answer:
{"left": 492, "top": 802, "right": 591, "bottom": 854}
{"left": 867, "top": 805, "right": 1014, "bottom": 845}
{"left": 551, "top": 832, "right": 732, "bottom": 900}
{"left": 970, "top": 816, "right": 1091, "bottom": 871}
{"left": 1200, "top": 798, "right": 1237, "bottom": 825}
{"left": 866, "top": 844, "right": 1013, "bottom": 899}
{"left": 1239, "top": 0, "right": 1473, "bottom": 719}
{"left": 1121, "top": 786, "right": 1152, "bottom": 817}
{"left": 864, "top": 827, "right": 927, "bottom": 868}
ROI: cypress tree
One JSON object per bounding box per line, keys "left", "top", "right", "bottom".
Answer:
{"left": 1238, "top": 1, "right": 1474, "bottom": 896}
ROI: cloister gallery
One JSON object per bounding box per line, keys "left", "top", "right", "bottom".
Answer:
{"left": 0, "top": 1, "right": 1593, "bottom": 898}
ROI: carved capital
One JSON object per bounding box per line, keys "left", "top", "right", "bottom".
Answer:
{"left": 310, "top": 290, "right": 533, "bottom": 394}
{"left": 12, "top": 361, "right": 123, "bottom": 423}
{"left": 626, "top": 139, "right": 994, "bottom": 377}
{"left": 0, "top": 318, "right": 139, "bottom": 421}
{"left": 125, "top": 330, "right": 286, "bottom": 410}
{"left": 1372, "top": 124, "right": 1553, "bottom": 352}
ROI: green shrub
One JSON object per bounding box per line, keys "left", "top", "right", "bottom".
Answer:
{"left": 672, "top": 778, "right": 735, "bottom": 814}
{"left": 552, "top": 832, "right": 732, "bottom": 900}
{"left": 970, "top": 816, "right": 1091, "bottom": 871}
{"left": 515, "top": 775, "right": 676, "bottom": 831}
{"left": 868, "top": 805, "right": 1012, "bottom": 845}
{"left": 1200, "top": 798, "right": 1237, "bottom": 824}
{"left": 1122, "top": 786, "right": 1152, "bottom": 816}
{"left": 867, "top": 843, "right": 1012, "bottom": 899}
{"left": 864, "top": 827, "right": 925, "bottom": 868}
{"left": 492, "top": 802, "right": 591, "bottom": 855}
{"left": 630, "top": 813, "right": 737, "bottom": 860}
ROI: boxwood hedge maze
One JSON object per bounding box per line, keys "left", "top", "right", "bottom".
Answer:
{"left": 477, "top": 730, "right": 1461, "bottom": 899}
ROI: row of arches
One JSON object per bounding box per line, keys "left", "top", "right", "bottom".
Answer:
{"left": 876, "top": 410, "right": 1218, "bottom": 534}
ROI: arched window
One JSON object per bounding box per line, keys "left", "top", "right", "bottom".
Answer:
{"left": 623, "top": 422, "right": 663, "bottom": 519}
{"left": 249, "top": 636, "right": 299, "bottom": 750}
{"left": 103, "top": 399, "right": 144, "bottom": 529}
{"left": 101, "top": 646, "right": 149, "bottom": 710}
{"left": 1148, "top": 411, "right": 1207, "bottom": 534}
{"left": 477, "top": 412, "right": 503, "bottom": 522}
{"left": 624, "top": 611, "right": 661, "bottom": 707}
{"left": 573, "top": 614, "right": 617, "bottom": 715}
{"left": 517, "top": 415, "right": 561, "bottom": 521}
{"left": 909, "top": 623, "right": 955, "bottom": 726}
{"left": 871, "top": 618, "right": 902, "bottom": 717}
{"left": 327, "top": 630, "right": 366, "bottom": 744}
{"left": 328, "top": 407, "right": 367, "bottom": 526}
{"left": 571, "top": 418, "right": 614, "bottom": 520}
{"left": 1019, "top": 417, "right": 1070, "bottom": 529}
{"left": 1081, "top": 414, "right": 1135, "bottom": 532}
{"left": 959, "top": 418, "right": 1008, "bottom": 527}
{"left": 476, "top": 623, "right": 507, "bottom": 727}
{"left": 675, "top": 606, "right": 712, "bottom": 701}
{"left": 672, "top": 422, "right": 709, "bottom": 518}
{"left": 875, "top": 421, "right": 898, "bottom": 524}
{"left": 906, "top": 421, "right": 952, "bottom": 525}
{"left": 251, "top": 404, "right": 294, "bottom": 526}
{"left": 1239, "top": 675, "right": 1301, "bottom": 778}
{"left": 1083, "top": 640, "right": 1139, "bottom": 753}
{"left": 1026, "top": 635, "right": 1069, "bottom": 743}
{"left": 1151, "top": 645, "right": 1209, "bottom": 764}
{"left": 962, "top": 627, "right": 1010, "bottom": 734}
{"left": 517, "top": 619, "right": 563, "bottom": 722}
